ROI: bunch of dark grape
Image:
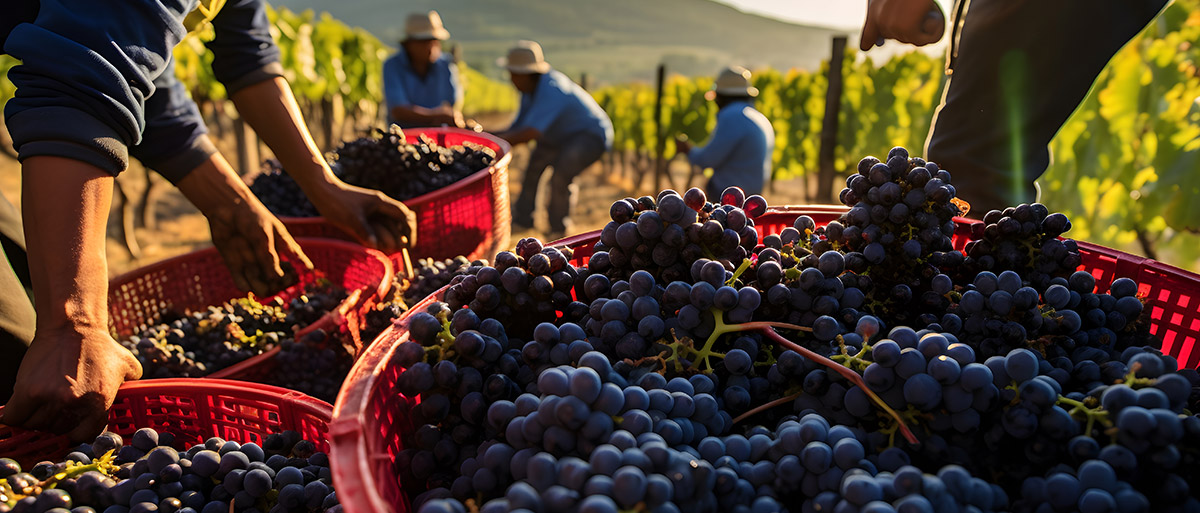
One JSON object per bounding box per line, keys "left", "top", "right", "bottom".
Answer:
{"left": 362, "top": 149, "right": 1199, "bottom": 513}
{"left": 960, "top": 205, "right": 1083, "bottom": 290}
{"left": 815, "top": 147, "right": 966, "bottom": 324}
{"left": 249, "top": 125, "right": 496, "bottom": 218}
{"left": 359, "top": 256, "right": 482, "bottom": 346}
{"left": 119, "top": 283, "right": 347, "bottom": 379}
{"left": 247, "top": 160, "right": 321, "bottom": 218}
{"left": 265, "top": 328, "right": 355, "bottom": 403}
{"left": 403, "top": 257, "right": 478, "bottom": 306}
{"left": 331, "top": 126, "right": 495, "bottom": 203}
{"left": 589, "top": 187, "right": 765, "bottom": 287}
{"left": 0, "top": 428, "right": 339, "bottom": 512}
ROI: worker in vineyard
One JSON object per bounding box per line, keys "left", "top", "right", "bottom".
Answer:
{"left": 0, "top": 0, "right": 416, "bottom": 440}
{"left": 382, "top": 11, "right": 465, "bottom": 129}
{"left": 495, "top": 40, "right": 613, "bottom": 239}
{"left": 675, "top": 66, "right": 775, "bottom": 199}
{"left": 860, "top": 0, "right": 1168, "bottom": 214}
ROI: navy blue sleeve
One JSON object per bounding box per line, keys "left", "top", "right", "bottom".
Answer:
{"left": 205, "top": 0, "right": 283, "bottom": 95}
{"left": 129, "top": 58, "right": 218, "bottom": 184}
{"left": 3, "top": 0, "right": 197, "bottom": 174}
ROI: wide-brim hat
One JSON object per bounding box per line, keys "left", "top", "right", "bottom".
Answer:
{"left": 405, "top": 10, "right": 450, "bottom": 41}
{"left": 497, "top": 40, "right": 552, "bottom": 74}
{"left": 705, "top": 65, "right": 759, "bottom": 100}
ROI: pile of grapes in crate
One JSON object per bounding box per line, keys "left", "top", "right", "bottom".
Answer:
{"left": 250, "top": 126, "right": 497, "bottom": 218}
{"left": 0, "top": 428, "right": 338, "bottom": 513}
{"left": 119, "top": 281, "right": 346, "bottom": 379}
{"left": 376, "top": 147, "right": 1198, "bottom": 513}
{"left": 359, "top": 256, "right": 487, "bottom": 345}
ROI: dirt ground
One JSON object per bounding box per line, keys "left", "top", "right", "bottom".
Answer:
{"left": 0, "top": 123, "right": 823, "bottom": 278}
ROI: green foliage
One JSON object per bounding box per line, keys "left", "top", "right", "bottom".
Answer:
{"left": 590, "top": 50, "right": 945, "bottom": 182}
{"left": 460, "top": 65, "right": 518, "bottom": 116}
{"left": 1040, "top": 0, "right": 1200, "bottom": 266}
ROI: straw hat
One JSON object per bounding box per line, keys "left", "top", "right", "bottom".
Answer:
{"left": 705, "top": 66, "right": 759, "bottom": 100}
{"left": 404, "top": 11, "right": 450, "bottom": 41}
{"left": 498, "top": 40, "right": 552, "bottom": 74}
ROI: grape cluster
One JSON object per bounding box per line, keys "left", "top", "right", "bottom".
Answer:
{"left": 589, "top": 188, "right": 764, "bottom": 286}
{"left": 815, "top": 148, "right": 966, "bottom": 324}
{"left": 119, "top": 284, "right": 346, "bottom": 379}
{"left": 0, "top": 428, "right": 338, "bottom": 513}
{"left": 360, "top": 256, "right": 482, "bottom": 346}
{"left": 369, "top": 147, "right": 1198, "bottom": 513}
{"left": 265, "top": 329, "right": 355, "bottom": 403}
{"left": 250, "top": 126, "right": 496, "bottom": 218}
{"left": 247, "top": 160, "right": 321, "bottom": 218}
{"left": 961, "top": 206, "right": 1082, "bottom": 290}
{"left": 333, "top": 126, "right": 496, "bottom": 203}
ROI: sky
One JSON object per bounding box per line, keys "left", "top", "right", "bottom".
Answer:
{"left": 713, "top": 0, "right": 955, "bottom": 29}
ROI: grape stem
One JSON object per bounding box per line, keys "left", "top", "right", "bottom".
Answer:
{"left": 731, "top": 391, "right": 802, "bottom": 425}
{"left": 745, "top": 324, "right": 920, "bottom": 445}
{"left": 1, "top": 450, "right": 120, "bottom": 506}
{"left": 1056, "top": 395, "right": 1113, "bottom": 437}
{"left": 726, "top": 259, "right": 753, "bottom": 286}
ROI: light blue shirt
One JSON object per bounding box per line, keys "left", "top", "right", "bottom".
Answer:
{"left": 689, "top": 100, "right": 775, "bottom": 196}
{"left": 382, "top": 51, "right": 462, "bottom": 128}
{"left": 510, "top": 70, "right": 613, "bottom": 150}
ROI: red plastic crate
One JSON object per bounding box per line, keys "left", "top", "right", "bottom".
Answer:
{"left": 328, "top": 206, "right": 1200, "bottom": 513}
{"left": 0, "top": 379, "right": 332, "bottom": 469}
{"left": 107, "top": 238, "right": 394, "bottom": 379}
{"left": 280, "top": 127, "right": 513, "bottom": 263}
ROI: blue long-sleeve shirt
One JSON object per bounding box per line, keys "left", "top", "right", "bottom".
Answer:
{"left": 509, "top": 70, "right": 613, "bottom": 150}
{"left": 689, "top": 100, "right": 775, "bottom": 196}
{"left": 3, "top": 0, "right": 282, "bottom": 182}
{"left": 382, "top": 51, "right": 462, "bottom": 129}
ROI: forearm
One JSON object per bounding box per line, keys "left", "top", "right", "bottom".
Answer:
{"left": 21, "top": 157, "right": 114, "bottom": 332}
{"left": 389, "top": 104, "right": 455, "bottom": 126}
{"left": 176, "top": 152, "right": 258, "bottom": 218}
{"left": 497, "top": 127, "right": 541, "bottom": 146}
{"left": 228, "top": 77, "right": 339, "bottom": 196}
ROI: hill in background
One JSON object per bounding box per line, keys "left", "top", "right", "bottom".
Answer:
{"left": 267, "top": 0, "right": 850, "bottom": 85}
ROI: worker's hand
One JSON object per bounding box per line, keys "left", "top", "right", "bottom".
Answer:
{"left": 309, "top": 180, "right": 417, "bottom": 252}
{"left": 1, "top": 325, "right": 141, "bottom": 443}
{"left": 860, "top": 0, "right": 946, "bottom": 51}
{"left": 206, "top": 199, "right": 312, "bottom": 296}
{"left": 676, "top": 137, "right": 692, "bottom": 155}
{"left": 177, "top": 153, "right": 313, "bottom": 296}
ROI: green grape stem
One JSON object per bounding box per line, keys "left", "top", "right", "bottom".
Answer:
{"left": 1056, "top": 395, "right": 1113, "bottom": 437}
{"left": 2, "top": 450, "right": 119, "bottom": 506}
{"left": 726, "top": 259, "right": 753, "bottom": 286}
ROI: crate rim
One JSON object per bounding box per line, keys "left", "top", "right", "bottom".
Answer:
{"left": 110, "top": 237, "right": 394, "bottom": 380}
{"left": 109, "top": 237, "right": 395, "bottom": 303}
{"left": 0, "top": 378, "right": 333, "bottom": 466}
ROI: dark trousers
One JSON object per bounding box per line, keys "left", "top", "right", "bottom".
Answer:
{"left": 512, "top": 136, "right": 607, "bottom": 233}
{"left": 0, "top": 192, "right": 34, "bottom": 404}
{"left": 926, "top": 0, "right": 1168, "bottom": 216}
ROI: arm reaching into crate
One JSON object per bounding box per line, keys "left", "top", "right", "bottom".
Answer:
{"left": 229, "top": 77, "right": 418, "bottom": 251}
{"left": 177, "top": 153, "right": 313, "bottom": 296}
{"left": 0, "top": 157, "right": 142, "bottom": 443}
